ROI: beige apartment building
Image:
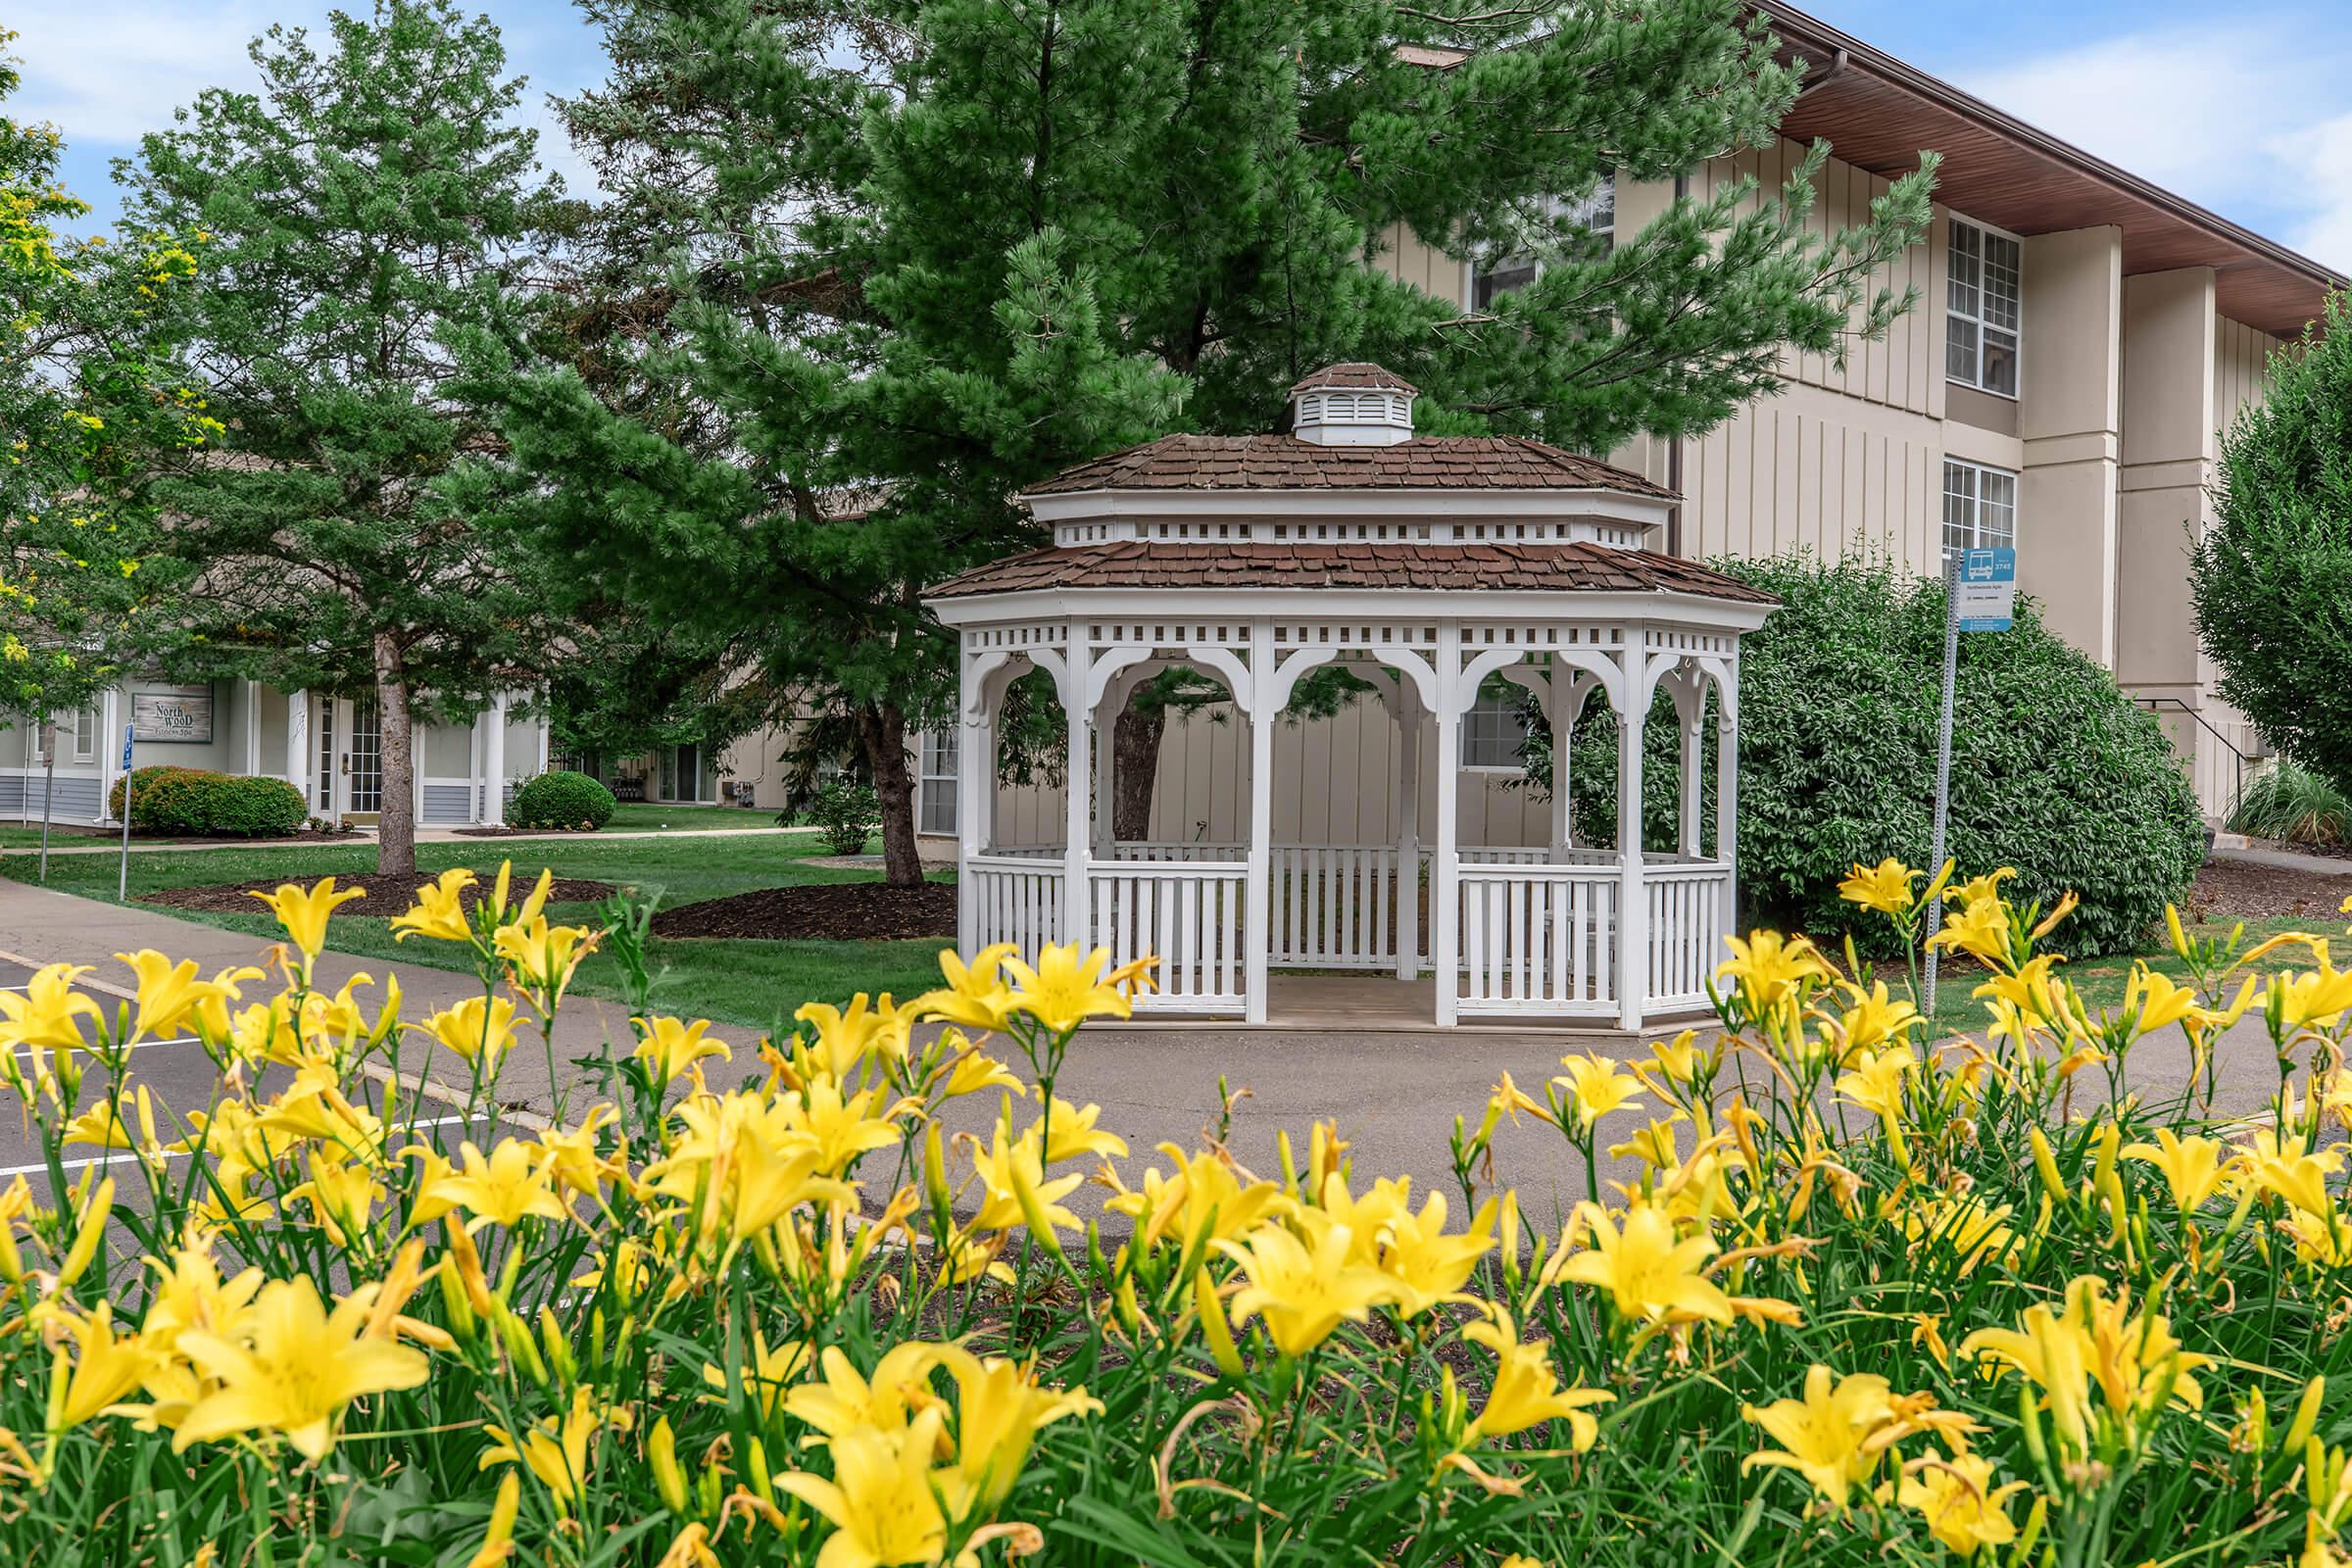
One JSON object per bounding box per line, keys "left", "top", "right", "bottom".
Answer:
{"left": 663, "top": 3, "right": 2338, "bottom": 846}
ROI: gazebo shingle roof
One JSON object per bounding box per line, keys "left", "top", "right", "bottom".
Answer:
{"left": 1021, "top": 433, "right": 1677, "bottom": 498}
{"left": 931, "top": 540, "right": 1779, "bottom": 602}
{"left": 1288, "top": 362, "right": 1420, "bottom": 394}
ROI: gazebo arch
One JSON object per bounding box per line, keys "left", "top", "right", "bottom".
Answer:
{"left": 927, "top": 364, "right": 1777, "bottom": 1028}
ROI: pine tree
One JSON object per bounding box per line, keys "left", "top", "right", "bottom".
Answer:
{"left": 121, "top": 0, "right": 569, "bottom": 875}
{"left": 486, "top": 0, "right": 1936, "bottom": 881}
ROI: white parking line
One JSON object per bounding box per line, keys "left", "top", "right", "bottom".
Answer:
{"left": 0, "top": 1112, "right": 484, "bottom": 1178}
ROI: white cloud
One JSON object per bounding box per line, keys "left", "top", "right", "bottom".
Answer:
{"left": 8, "top": 0, "right": 600, "bottom": 193}
{"left": 1953, "top": 19, "right": 2352, "bottom": 272}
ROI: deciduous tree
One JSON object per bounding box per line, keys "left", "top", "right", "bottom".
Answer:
{"left": 2192, "top": 292, "right": 2352, "bottom": 800}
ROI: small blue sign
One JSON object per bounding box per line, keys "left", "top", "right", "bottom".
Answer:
{"left": 1955, "top": 547, "right": 2017, "bottom": 633}
{"left": 120, "top": 724, "right": 135, "bottom": 770}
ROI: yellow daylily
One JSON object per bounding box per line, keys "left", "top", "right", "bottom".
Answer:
{"left": 1742, "top": 1364, "right": 1960, "bottom": 1510}
{"left": 1894, "top": 1447, "right": 2030, "bottom": 1556}
{"left": 419, "top": 1139, "right": 572, "bottom": 1233}
{"left": 47, "top": 1300, "right": 158, "bottom": 1432}
{"left": 1550, "top": 1199, "right": 1735, "bottom": 1329}
{"left": 389, "top": 868, "right": 478, "bottom": 943}
{"left": 1716, "top": 930, "right": 1830, "bottom": 1013}
{"left": 1551, "top": 1053, "right": 1644, "bottom": 1130}
{"left": 248, "top": 877, "right": 367, "bottom": 965}
{"left": 783, "top": 1342, "right": 954, "bottom": 1443}
{"left": 1461, "top": 1309, "right": 1612, "bottom": 1449}
{"left": 1217, "top": 1218, "right": 1399, "bottom": 1358}
{"left": 0, "top": 961, "right": 101, "bottom": 1059}
{"left": 633, "top": 1015, "right": 731, "bottom": 1084}
{"left": 170, "top": 1278, "right": 430, "bottom": 1460}
{"left": 480, "top": 1383, "right": 628, "bottom": 1512}
{"left": 917, "top": 943, "right": 1019, "bottom": 1033}
{"left": 938, "top": 1348, "right": 1102, "bottom": 1515}
{"left": 494, "top": 918, "right": 600, "bottom": 1010}
{"left": 412, "top": 995, "right": 521, "bottom": 1073}
{"left": 1002, "top": 943, "right": 1132, "bottom": 1034}
{"left": 2122, "top": 1129, "right": 2228, "bottom": 1214}
{"left": 1838, "top": 858, "right": 1921, "bottom": 916}
{"left": 775, "top": 1407, "right": 951, "bottom": 1568}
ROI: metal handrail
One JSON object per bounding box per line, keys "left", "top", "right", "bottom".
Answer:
{"left": 2133, "top": 696, "right": 2259, "bottom": 823}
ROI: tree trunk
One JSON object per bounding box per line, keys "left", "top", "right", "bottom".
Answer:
{"left": 857, "top": 701, "right": 926, "bottom": 889}
{"left": 374, "top": 634, "right": 417, "bottom": 880}
{"left": 1111, "top": 696, "right": 1164, "bottom": 844}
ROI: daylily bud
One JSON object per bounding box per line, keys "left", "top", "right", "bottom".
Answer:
{"left": 2284, "top": 1377, "right": 2327, "bottom": 1462}
{"left": 58, "top": 1176, "right": 113, "bottom": 1287}
{"left": 2029, "top": 1128, "right": 2065, "bottom": 1206}
{"left": 1195, "top": 1268, "right": 1244, "bottom": 1377}
{"left": 649, "top": 1415, "right": 690, "bottom": 1516}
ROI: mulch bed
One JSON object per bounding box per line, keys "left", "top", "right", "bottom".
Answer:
{"left": 2185, "top": 857, "right": 2352, "bottom": 922}
{"left": 651, "top": 883, "right": 957, "bottom": 942}
{"left": 143, "top": 873, "right": 618, "bottom": 915}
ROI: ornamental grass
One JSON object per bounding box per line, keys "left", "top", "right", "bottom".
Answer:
{"left": 1, "top": 861, "right": 2351, "bottom": 1567}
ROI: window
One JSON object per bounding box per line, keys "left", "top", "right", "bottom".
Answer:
{"left": 1941, "top": 459, "right": 2017, "bottom": 568}
{"left": 72, "top": 706, "right": 96, "bottom": 762}
{"left": 918, "top": 726, "right": 958, "bottom": 835}
{"left": 1946, "top": 218, "right": 2021, "bottom": 397}
{"left": 1460, "top": 682, "right": 1534, "bottom": 769}
{"left": 1468, "top": 174, "right": 1615, "bottom": 310}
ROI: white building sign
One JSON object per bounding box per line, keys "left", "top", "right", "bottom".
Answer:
{"left": 131, "top": 685, "right": 215, "bottom": 744}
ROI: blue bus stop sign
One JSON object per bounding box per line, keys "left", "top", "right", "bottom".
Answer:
{"left": 1954, "top": 547, "right": 2017, "bottom": 633}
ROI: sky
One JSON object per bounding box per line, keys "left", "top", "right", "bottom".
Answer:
{"left": 8, "top": 0, "right": 2352, "bottom": 272}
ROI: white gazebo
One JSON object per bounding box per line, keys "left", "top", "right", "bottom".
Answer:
{"left": 926, "top": 365, "right": 1776, "bottom": 1029}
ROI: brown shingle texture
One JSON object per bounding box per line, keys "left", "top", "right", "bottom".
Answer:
{"left": 1022, "top": 433, "right": 1678, "bottom": 499}
{"left": 932, "top": 541, "right": 1779, "bottom": 603}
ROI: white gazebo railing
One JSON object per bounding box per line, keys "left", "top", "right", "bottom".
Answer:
{"left": 1088, "top": 859, "right": 1250, "bottom": 1011}
{"left": 1454, "top": 861, "right": 1621, "bottom": 1016}
{"left": 964, "top": 853, "right": 1066, "bottom": 954}
{"left": 1644, "top": 858, "right": 1733, "bottom": 1012}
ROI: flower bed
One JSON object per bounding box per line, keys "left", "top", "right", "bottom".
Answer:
{"left": 0, "top": 860, "right": 2348, "bottom": 1566}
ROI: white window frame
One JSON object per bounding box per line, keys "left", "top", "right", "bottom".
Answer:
{"left": 918, "top": 726, "right": 958, "bottom": 835}
{"left": 1945, "top": 215, "right": 2022, "bottom": 400}
{"left": 1941, "top": 458, "right": 2018, "bottom": 569}
{"left": 72, "top": 706, "right": 97, "bottom": 762}
{"left": 1459, "top": 682, "right": 1534, "bottom": 771}
{"left": 1465, "top": 173, "right": 1615, "bottom": 312}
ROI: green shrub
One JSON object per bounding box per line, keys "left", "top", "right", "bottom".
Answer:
{"left": 2230, "top": 758, "right": 2350, "bottom": 847}
{"left": 2192, "top": 291, "right": 2352, "bottom": 798}
{"left": 508, "top": 769, "right": 616, "bottom": 831}
{"left": 106, "top": 765, "right": 309, "bottom": 838}
{"left": 1531, "top": 551, "right": 2204, "bottom": 956}
{"left": 799, "top": 780, "right": 880, "bottom": 855}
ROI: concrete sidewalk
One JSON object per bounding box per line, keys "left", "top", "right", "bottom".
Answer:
{"left": 10, "top": 823, "right": 818, "bottom": 858}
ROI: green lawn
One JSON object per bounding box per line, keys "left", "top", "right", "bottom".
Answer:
{"left": 602, "top": 802, "right": 784, "bottom": 833}
{"left": 6, "top": 833, "right": 951, "bottom": 1029}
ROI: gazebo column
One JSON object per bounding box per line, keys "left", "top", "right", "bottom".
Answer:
{"left": 1393, "top": 677, "right": 1422, "bottom": 982}
{"left": 1675, "top": 671, "right": 1706, "bottom": 858}
{"left": 1243, "top": 620, "right": 1275, "bottom": 1023}
{"left": 1717, "top": 679, "right": 1740, "bottom": 951}
{"left": 1615, "top": 670, "right": 1648, "bottom": 1031}
{"left": 1432, "top": 623, "right": 1463, "bottom": 1026}
{"left": 1091, "top": 710, "right": 1115, "bottom": 858}
{"left": 955, "top": 647, "right": 986, "bottom": 954}
{"left": 1061, "top": 636, "right": 1092, "bottom": 950}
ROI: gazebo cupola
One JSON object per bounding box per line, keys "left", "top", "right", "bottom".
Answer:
{"left": 1289, "top": 363, "right": 1418, "bottom": 447}
{"left": 927, "top": 362, "right": 1778, "bottom": 1029}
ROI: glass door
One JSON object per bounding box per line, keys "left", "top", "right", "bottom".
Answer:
{"left": 346, "top": 697, "right": 383, "bottom": 814}
{"left": 315, "top": 696, "right": 337, "bottom": 814}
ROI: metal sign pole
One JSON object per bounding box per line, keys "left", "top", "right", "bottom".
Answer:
{"left": 37, "top": 721, "right": 56, "bottom": 884}
{"left": 1923, "top": 557, "right": 1961, "bottom": 1016}
{"left": 118, "top": 724, "right": 135, "bottom": 902}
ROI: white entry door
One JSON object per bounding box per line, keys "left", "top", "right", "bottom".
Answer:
{"left": 316, "top": 695, "right": 385, "bottom": 822}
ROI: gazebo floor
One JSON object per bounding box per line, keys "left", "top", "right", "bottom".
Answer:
{"left": 1129, "top": 972, "right": 1713, "bottom": 1036}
